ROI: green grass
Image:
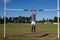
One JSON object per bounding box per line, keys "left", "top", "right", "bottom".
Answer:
{"left": 6, "top": 23, "right": 57, "bottom": 32}
{"left": 0, "top": 23, "right": 60, "bottom": 40}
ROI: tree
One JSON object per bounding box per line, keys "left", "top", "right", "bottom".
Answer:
{"left": 26, "top": 17, "right": 31, "bottom": 23}
{"left": 49, "top": 19, "right": 53, "bottom": 23}
{"left": 43, "top": 17, "right": 45, "bottom": 23}
{"left": 6, "top": 17, "right": 9, "bottom": 23}
{"left": 0, "top": 16, "right": 2, "bottom": 20}
{"left": 9, "top": 17, "right": 13, "bottom": 23}
{"left": 18, "top": 16, "right": 22, "bottom": 23}
{"left": 0, "top": 16, "right": 3, "bottom": 24}
{"left": 13, "top": 17, "right": 18, "bottom": 23}
{"left": 59, "top": 17, "right": 60, "bottom": 22}
{"left": 22, "top": 17, "right": 25, "bottom": 23}
{"left": 54, "top": 16, "right": 57, "bottom": 22}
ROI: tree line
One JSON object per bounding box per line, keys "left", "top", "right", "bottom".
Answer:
{"left": 0, "top": 16, "right": 31, "bottom": 24}
{"left": 0, "top": 16, "right": 60, "bottom": 24}
{"left": 37, "top": 17, "right": 60, "bottom": 23}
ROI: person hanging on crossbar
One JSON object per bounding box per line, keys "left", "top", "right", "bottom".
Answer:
{"left": 30, "top": 10, "right": 36, "bottom": 33}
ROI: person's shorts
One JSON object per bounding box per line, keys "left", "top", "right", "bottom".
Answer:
{"left": 31, "top": 21, "right": 36, "bottom": 25}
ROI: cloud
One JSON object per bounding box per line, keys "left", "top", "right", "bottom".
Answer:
{"left": 0, "top": 0, "right": 11, "bottom": 2}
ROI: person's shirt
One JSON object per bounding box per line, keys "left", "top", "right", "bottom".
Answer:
{"left": 31, "top": 14, "right": 36, "bottom": 21}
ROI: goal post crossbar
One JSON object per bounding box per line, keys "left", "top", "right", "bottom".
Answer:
{"left": 5, "top": 9, "right": 60, "bottom": 11}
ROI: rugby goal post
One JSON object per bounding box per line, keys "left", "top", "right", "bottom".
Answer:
{"left": 4, "top": 0, "right": 60, "bottom": 39}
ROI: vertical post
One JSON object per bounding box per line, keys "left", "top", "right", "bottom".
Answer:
{"left": 4, "top": 0, "right": 6, "bottom": 38}
{"left": 4, "top": 10, "right": 6, "bottom": 38}
{"left": 57, "top": 0, "right": 59, "bottom": 39}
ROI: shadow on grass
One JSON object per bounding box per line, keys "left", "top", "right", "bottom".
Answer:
{"left": 40, "top": 34, "right": 49, "bottom": 37}
{"left": 36, "top": 34, "right": 49, "bottom": 38}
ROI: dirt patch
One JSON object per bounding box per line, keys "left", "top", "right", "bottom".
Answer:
{"left": 0, "top": 30, "right": 60, "bottom": 39}
{"left": 5, "top": 30, "right": 60, "bottom": 38}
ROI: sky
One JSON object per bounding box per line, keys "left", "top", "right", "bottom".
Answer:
{"left": 0, "top": 0, "right": 60, "bottom": 20}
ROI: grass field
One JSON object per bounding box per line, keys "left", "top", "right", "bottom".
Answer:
{"left": 0, "top": 23, "right": 60, "bottom": 40}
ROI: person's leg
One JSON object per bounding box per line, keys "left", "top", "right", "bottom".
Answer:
{"left": 31, "top": 25, "right": 33, "bottom": 32}
{"left": 32, "top": 25, "right": 34, "bottom": 32}
{"left": 31, "top": 25, "right": 36, "bottom": 32}
{"left": 34, "top": 25, "right": 36, "bottom": 32}
{"left": 33, "top": 21, "right": 36, "bottom": 32}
